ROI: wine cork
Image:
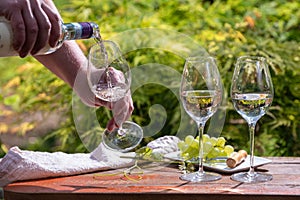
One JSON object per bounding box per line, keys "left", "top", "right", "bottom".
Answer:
{"left": 226, "top": 150, "right": 248, "bottom": 168}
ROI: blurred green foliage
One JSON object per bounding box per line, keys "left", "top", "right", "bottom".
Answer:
{"left": 0, "top": 0, "right": 299, "bottom": 157}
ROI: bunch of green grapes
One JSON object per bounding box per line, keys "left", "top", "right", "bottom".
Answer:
{"left": 177, "top": 134, "right": 234, "bottom": 161}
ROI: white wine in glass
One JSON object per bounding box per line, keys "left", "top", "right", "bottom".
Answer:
{"left": 180, "top": 56, "right": 223, "bottom": 182}
{"left": 87, "top": 40, "right": 143, "bottom": 152}
{"left": 230, "top": 56, "right": 274, "bottom": 183}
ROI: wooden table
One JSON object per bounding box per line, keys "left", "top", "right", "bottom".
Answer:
{"left": 3, "top": 157, "right": 300, "bottom": 200}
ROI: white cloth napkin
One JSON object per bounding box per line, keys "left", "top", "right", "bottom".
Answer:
{"left": 0, "top": 136, "right": 180, "bottom": 187}
{"left": 0, "top": 143, "right": 135, "bottom": 187}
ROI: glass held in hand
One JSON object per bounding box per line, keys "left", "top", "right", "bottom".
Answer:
{"left": 180, "top": 56, "right": 223, "bottom": 182}
{"left": 230, "top": 56, "right": 274, "bottom": 183}
{"left": 87, "top": 40, "right": 143, "bottom": 152}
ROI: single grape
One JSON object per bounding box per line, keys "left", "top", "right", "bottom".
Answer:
{"left": 216, "top": 137, "right": 226, "bottom": 147}
{"left": 209, "top": 137, "right": 218, "bottom": 146}
{"left": 185, "top": 135, "right": 194, "bottom": 145}
{"left": 203, "top": 141, "right": 213, "bottom": 156}
{"left": 190, "top": 139, "right": 199, "bottom": 148}
{"left": 224, "top": 145, "right": 234, "bottom": 156}
{"left": 202, "top": 134, "right": 210, "bottom": 143}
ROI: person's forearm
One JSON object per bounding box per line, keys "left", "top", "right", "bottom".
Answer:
{"left": 34, "top": 40, "right": 134, "bottom": 131}
{"left": 34, "top": 41, "right": 86, "bottom": 88}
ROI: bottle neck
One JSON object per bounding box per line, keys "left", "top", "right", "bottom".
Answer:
{"left": 62, "top": 22, "right": 99, "bottom": 41}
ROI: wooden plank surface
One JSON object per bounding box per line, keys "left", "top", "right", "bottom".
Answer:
{"left": 3, "top": 157, "right": 300, "bottom": 200}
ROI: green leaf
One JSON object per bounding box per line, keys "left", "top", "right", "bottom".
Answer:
{"left": 3, "top": 94, "right": 21, "bottom": 111}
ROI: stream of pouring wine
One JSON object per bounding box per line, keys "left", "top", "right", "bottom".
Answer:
{"left": 93, "top": 28, "right": 113, "bottom": 96}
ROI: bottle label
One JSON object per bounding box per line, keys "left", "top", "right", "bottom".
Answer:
{"left": 78, "top": 22, "right": 93, "bottom": 39}
{"left": 65, "top": 22, "right": 93, "bottom": 40}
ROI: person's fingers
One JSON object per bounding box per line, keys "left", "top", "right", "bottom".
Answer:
{"left": 114, "top": 99, "right": 132, "bottom": 121}
{"left": 9, "top": 12, "right": 26, "bottom": 52}
{"left": 94, "top": 97, "right": 113, "bottom": 109}
{"left": 110, "top": 93, "right": 134, "bottom": 128}
{"left": 106, "top": 118, "right": 117, "bottom": 132}
{"left": 114, "top": 109, "right": 128, "bottom": 127}
{"left": 30, "top": 0, "right": 51, "bottom": 55}
{"left": 41, "top": 2, "right": 61, "bottom": 47}
{"left": 125, "top": 95, "right": 134, "bottom": 119}
{"left": 106, "top": 100, "right": 133, "bottom": 131}
{"left": 107, "top": 67, "right": 126, "bottom": 83}
{"left": 112, "top": 100, "right": 126, "bottom": 116}
{"left": 19, "top": 1, "right": 38, "bottom": 57}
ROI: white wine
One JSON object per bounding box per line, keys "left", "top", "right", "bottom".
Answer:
{"left": 91, "top": 82, "right": 128, "bottom": 102}
{"left": 232, "top": 93, "right": 273, "bottom": 123}
{"left": 0, "top": 17, "right": 99, "bottom": 56}
{"left": 181, "top": 90, "right": 220, "bottom": 123}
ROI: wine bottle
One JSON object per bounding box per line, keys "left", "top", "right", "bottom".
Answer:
{"left": 0, "top": 18, "right": 99, "bottom": 57}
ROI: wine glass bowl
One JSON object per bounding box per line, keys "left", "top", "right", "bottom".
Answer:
{"left": 230, "top": 56, "right": 274, "bottom": 183}
{"left": 87, "top": 40, "right": 131, "bottom": 102}
{"left": 180, "top": 56, "right": 223, "bottom": 182}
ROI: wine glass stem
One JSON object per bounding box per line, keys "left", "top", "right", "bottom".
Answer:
{"left": 118, "top": 125, "right": 126, "bottom": 136}
{"left": 248, "top": 122, "right": 256, "bottom": 176}
{"left": 197, "top": 123, "right": 205, "bottom": 175}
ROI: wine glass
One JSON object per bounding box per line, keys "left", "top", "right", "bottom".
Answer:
{"left": 180, "top": 56, "right": 223, "bottom": 182}
{"left": 87, "top": 40, "right": 143, "bottom": 152}
{"left": 230, "top": 56, "right": 273, "bottom": 183}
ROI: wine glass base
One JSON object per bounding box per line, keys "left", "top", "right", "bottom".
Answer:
{"left": 180, "top": 171, "right": 222, "bottom": 182}
{"left": 102, "top": 121, "right": 143, "bottom": 152}
{"left": 231, "top": 172, "right": 273, "bottom": 183}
